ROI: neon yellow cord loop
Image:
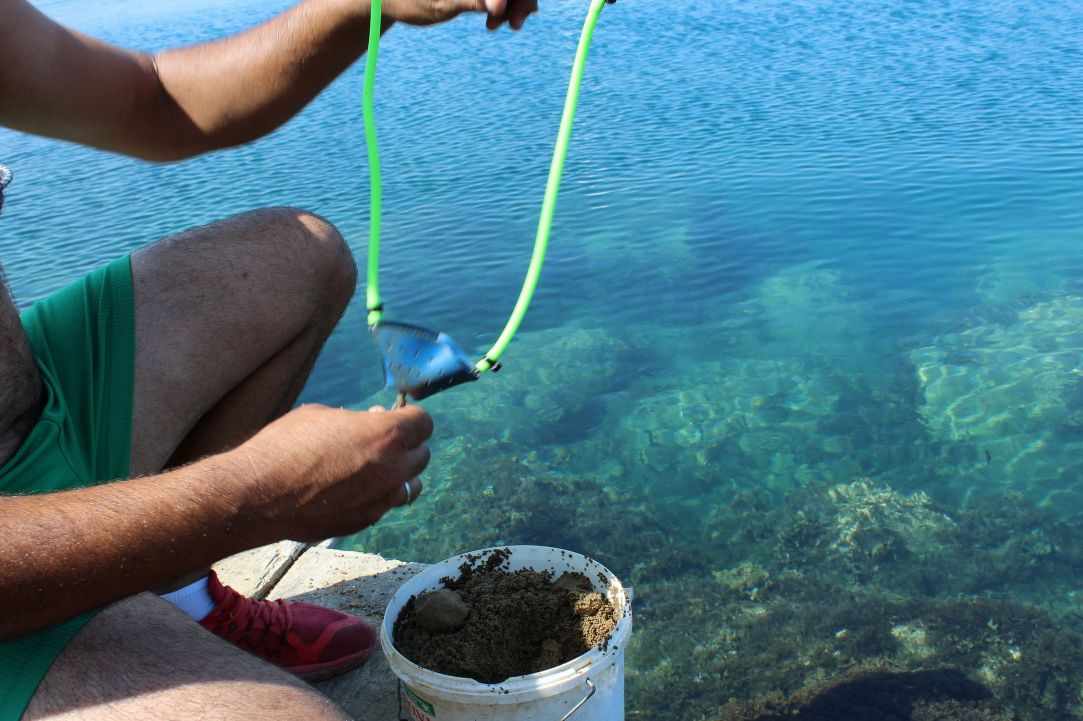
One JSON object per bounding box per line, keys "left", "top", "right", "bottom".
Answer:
{"left": 363, "top": 0, "right": 610, "bottom": 367}
{"left": 364, "top": 0, "right": 383, "bottom": 327}
{"left": 475, "top": 0, "right": 609, "bottom": 373}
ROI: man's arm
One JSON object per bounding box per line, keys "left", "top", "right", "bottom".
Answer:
{"left": 151, "top": 0, "right": 385, "bottom": 160}
{"left": 0, "top": 0, "right": 530, "bottom": 161}
{"left": 0, "top": 453, "right": 265, "bottom": 638}
{"left": 0, "top": 403, "right": 433, "bottom": 640}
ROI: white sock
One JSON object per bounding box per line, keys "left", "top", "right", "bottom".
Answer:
{"left": 160, "top": 576, "right": 216, "bottom": 621}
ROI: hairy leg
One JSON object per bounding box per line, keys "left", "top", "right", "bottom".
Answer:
{"left": 129, "top": 207, "right": 357, "bottom": 476}
{"left": 22, "top": 594, "right": 351, "bottom": 721}
{"left": 130, "top": 208, "right": 356, "bottom": 591}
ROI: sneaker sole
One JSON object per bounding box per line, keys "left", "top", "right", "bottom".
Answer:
{"left": 291, "top": 645, "right": 376, "bottom": 683}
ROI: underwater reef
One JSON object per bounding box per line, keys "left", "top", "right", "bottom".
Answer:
{"left": 349, "top": 261, "right": 1083, "bottom": 720}
{"left": 911, "top": 293, "right": 1083, "bottom": 509}
{"left": 354, "top": 439, "right": 1083, "bottom": 720}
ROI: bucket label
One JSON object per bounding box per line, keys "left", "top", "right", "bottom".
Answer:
{"left": 402, "top": 685, "right": 436, "bottom": 720}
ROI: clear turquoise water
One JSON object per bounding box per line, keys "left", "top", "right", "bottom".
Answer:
{"left": 5, "top": 0, "right": 1083, "bottom": 716}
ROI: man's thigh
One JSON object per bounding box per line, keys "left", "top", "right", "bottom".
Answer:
{"left": 129, "top": 207, "right": 355, "bottom": 475}
{"left": 22, "top": 594, "right": 350, "bottom": 721}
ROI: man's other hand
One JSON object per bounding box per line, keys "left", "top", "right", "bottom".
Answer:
{"left": 234, "top": 403, "right": 434, "bottom": 542}
{"left": 384, "top": 0, "right": 539, "bottom": 30}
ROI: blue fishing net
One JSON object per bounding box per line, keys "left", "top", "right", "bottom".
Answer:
{"left": 372, "top": 321, "right": 478, "bottom": 402}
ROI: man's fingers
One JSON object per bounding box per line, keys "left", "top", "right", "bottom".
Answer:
{"left": 403, "top": 477, "right": 424, "bottom": 505}
{"left": 394, "top": 477, "right": 425, "bottom": 507}
{"left": 371, "top": 448, "right": 427, "bottom": 504}
{"left": 408, "top": 477, "right": 424, "bottom": 503}
{"left": 483, "top": 0, "right": 534, "bottom": 31}
{"left": 387, "top": 404, "right": 434, "bottom": 449}
{"left": 363, "top": 445, "right": 428, "bottom": 505}
{"left": 508, "top": 0, "right": 537, "bottom": 29}
{"left": 400, "top": 444, "right": 432, "bottom": 480}
{"left": 371, "top": 476, "right": 424, "bottom": 514}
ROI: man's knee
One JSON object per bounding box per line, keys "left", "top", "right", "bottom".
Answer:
{"left": 262, "top": 207, "right": 358, "bottom": 308}
{"left": 295, "top": 209, "right": 357, "bottom": 296}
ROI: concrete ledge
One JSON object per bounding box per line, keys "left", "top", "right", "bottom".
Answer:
{"left": 217, "top": 544, "right": 427, "bottom": 720}
{"left": 272, "top": 547, "right": 427, "bottom": 720}
{"left": 212, "top": 540, "right": 308, "bottom": 598}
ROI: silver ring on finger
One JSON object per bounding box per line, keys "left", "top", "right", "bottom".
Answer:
{"left": 402, "top": 480, "right": 413, "bottom": 506}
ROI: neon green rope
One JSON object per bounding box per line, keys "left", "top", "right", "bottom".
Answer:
{"left": 364, "top": 0, "right": 383, "bottom": 327}
{"left": 476, "top": 0, "right": 609, "bottom": 374}
{"left": 363, "top": 0, "right": 610, "bottom": 362}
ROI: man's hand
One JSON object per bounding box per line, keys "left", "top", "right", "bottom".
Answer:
{"left": 0, "top": 401, "right": 433, "bottom": 639}
{"left": 383, "top": 0, "right": 538, "bottom": 30}
{"left": 235, "top": 403, "right": 433, "bottom": 542}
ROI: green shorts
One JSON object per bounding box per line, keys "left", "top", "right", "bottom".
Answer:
{"left": 0, "top": 256, "right": 135, "bottom": 721}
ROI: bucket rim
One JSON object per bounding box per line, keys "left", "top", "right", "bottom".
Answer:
{"left": 380, "top": 545, "right": 632, "bottom": 705}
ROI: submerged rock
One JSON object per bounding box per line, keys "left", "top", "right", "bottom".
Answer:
{"left": 823, "top": 479, "right": 956, "bottom": 565}
{"left": 911, "top": 294, "right": 1083, "bottom": 498}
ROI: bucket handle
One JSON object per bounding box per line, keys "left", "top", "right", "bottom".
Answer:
{"left": 558, "top": 678, "right": 596, "bottom": 721}
{"left": 397, "top": 678, "right": 596, "bottom": 721}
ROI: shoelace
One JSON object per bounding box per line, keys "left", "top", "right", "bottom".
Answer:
{"left": 213, "top": 589, "right": 294, "bottom": 658}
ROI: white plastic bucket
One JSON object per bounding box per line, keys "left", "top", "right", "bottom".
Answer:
{"left": 380, "top": 545, "right": 633, "bottom": 721}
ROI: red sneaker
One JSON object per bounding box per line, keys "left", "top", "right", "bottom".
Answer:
{"left": 200, "top": 570, "right": 377, "bottom": 681}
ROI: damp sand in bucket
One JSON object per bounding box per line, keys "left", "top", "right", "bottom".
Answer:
{"left": 392, "top": 548, "right": 619, "bottom": 683}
